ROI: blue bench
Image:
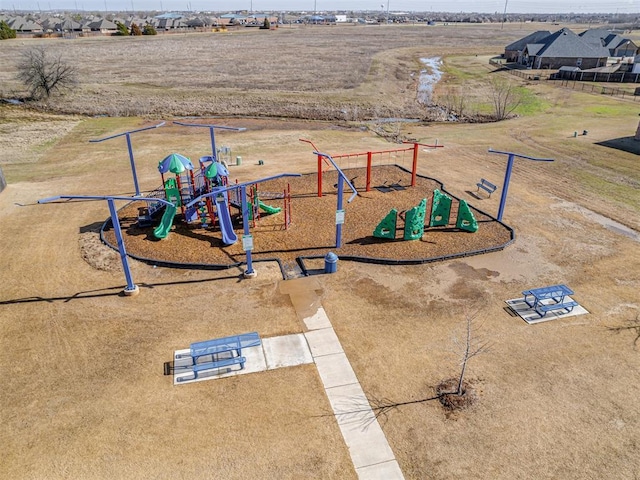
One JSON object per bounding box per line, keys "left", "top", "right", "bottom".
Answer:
{"left": 178, "top": 332, "right": 261, "bottom": 365}
{"left": 535, "top": 300, "right": 578, "bottom": 318}
{"left": 476, "top": 178, "right": 498, "bottom": 197}
{"left": 178, "top": 356, "right": 246, "bottom": 382}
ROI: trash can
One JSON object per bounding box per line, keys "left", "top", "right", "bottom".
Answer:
{"left": 236, "top": 156, "right": 242, "bottom": 165}
{"left": 324, "top": 252, "right": 338, "bottom": 274}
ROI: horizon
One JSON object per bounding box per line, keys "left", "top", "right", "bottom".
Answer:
{"left": 1, "top": 0, "right": 638, "bottom": 15}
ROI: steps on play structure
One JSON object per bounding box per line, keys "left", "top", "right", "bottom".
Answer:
{"left": 430, "top": 189, "right": 451, "bottom": 227}
{"left": 456, "top": 199, "right": 478, "bottom": 232}
{"left": 404, "top": 198, "right": 426, "bottom": 240}
{"left": 373, "top": 209, "right": 398, "bottom": 239}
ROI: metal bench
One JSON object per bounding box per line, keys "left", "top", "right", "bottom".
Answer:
{"left": 178, "top": 356, "right": 246, "bottom": 382}
{"left": 476, "top": 178, "right": 498, "bottom": 198}
{"left": 535, "top": 300, "right": 578, "bottom": 318}
{"left": 177, "top": 332, "right": 261, "bottom": 365}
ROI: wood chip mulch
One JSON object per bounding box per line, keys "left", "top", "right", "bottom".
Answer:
{"left": 102, "top": 166, "right": 513, "bottom": 268}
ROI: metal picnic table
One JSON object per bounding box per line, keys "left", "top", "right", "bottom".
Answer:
{"left": 522, "top": 284, "right": 577, "bottom": 318}
{"left": 179, "top": 331, "right": 262, "bottom": 365}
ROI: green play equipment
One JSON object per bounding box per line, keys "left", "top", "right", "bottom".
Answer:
{"left": 258, "top": 201, "right": 281, "bottom": 215}
{"left": 153, "top": 204, "right": 177, "bottom": 239}
{"left": 404, "top": 198, "right": 427, "bottom": 240}
{"left": 373, "top": 208, "right": 398, "bottom": 239}
{"left": 430, "top": 189, "right": 452, "bottom": 227}
{"left": 456, "top": 199, "right": 479, "bottom": 232}
{"left": 248, "top": 200, "right": 281, "bottom": 220}
{"left": 163, "top": 178, "right": 181, "bottom": 207}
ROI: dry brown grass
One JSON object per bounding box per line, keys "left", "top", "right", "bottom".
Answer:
{"left": 0, "top": 23, "right": 541, "bottom": 119}
{"left": 1, "top": 22, "right": 640, "bottom": 480}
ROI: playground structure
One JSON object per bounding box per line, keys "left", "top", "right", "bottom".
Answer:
{"left": 373, "top": 189, "right": 479, "bottom": 240}
{"left": 145, "top": 152, "right": 291, "bottom": 243}
{"left": 38, "top": 121, "right": 523, "bottom": 292}
{"left": 302, "top": 139, "right": 444, "bottom": 197}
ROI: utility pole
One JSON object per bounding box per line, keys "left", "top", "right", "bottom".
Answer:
{"left": 501, "top": 0, "right": 508, "bottom": 29}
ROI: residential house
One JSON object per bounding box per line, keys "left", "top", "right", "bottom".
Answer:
{"left": 520, "top": 28, "right": 609, "bottom": 69}
{"left": 579, "top": 29, "right": 638, "bottom": 59}
{"left": 503, "top": 30, "right": 550, "bottom": 62}
{"left": 86, "top": 18, "right": 118, "bottom": 34}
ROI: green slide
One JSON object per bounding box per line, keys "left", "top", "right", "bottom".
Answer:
{"left": 153, "top": 204, "right": 177, "bottom": 239}
{"left": 259, "top": 201, "right": 281, "bottom": 214}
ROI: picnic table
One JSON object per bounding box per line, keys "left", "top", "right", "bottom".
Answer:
{"left": 177, "top": 332, "right": 261, "bottom": 381}
{"left": 522, "top": 284, "right": 577, "bottom": 318}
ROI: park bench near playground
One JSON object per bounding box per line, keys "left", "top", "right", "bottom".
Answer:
{"left": 522, "top": 284, "right": 578, "bottom": 318}
{"left": 176, "top": 332, "right": 261, "bottom": 381}
{"left": 476, "top": 178, "right": 498, "bottom": 198}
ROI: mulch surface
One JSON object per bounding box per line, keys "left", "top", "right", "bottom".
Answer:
{"left": 103, "top": 166, "right": 513, "bottom": 269}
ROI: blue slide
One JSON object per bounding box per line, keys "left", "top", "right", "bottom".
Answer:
{"left": 216, "top": 196, "right": 238, "bottom": 245}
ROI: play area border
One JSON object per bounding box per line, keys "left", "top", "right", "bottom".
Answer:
{"left": 98, "top": 169, "right": 516, "bottom": 279}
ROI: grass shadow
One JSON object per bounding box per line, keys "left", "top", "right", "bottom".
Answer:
{"left": 595, "top": 136, "right": 640, "bottom": 155}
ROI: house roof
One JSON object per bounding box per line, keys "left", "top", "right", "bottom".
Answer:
{"left": 86, "top": 19, "right": 118, "bottom": 30}
{"left": 505, "top": 30, "right": 551, "bottom": 51}
{"left": 579, "top": 28, "right": 637, "bottom": 54}
{"left": 526, "top": 28, "right": 610, "bottom": 59}
{"left": 54, "top": 18, "right": 81, "bottom": 31}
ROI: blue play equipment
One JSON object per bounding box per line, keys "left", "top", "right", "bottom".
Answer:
{"left": 185, "top": 173, "right": 301, "bottom": 277}
{"left": 313, "top": 151, "right": 358, "bottom": 249}
{"left": 488, "top": 149, "right": 554, "bottom": 221}
{"left": 214, "top": 194, "right": 238, "bottom": 245}
{"left": 38, "top": 194, "right": 175, "bottom": 295}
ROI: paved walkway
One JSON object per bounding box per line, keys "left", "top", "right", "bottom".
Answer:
{"left": 174, "top": 276, "right": 405, "bottom": 479}
{"left": 301, "top": 305, "right": 405, "bottom": 480}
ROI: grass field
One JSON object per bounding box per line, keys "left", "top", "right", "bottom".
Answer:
{"left": 1, "top": 22, "right": 640, "bottom": 480}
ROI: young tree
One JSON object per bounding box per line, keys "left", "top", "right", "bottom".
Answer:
{"left": 142, "top": 23, "right": 157, "bottom": 35}
{"left": 435, "top": 312, "right": 490, "bottom": 410}
{"left": 115, "top": 21, "right": 129, "bottom": 36}
{"left": 17, "top": 46, "right": 77, "bottom": 99}
{"left": 0, "top": 20, "right": 17, "bottom": 39}
{"left": 453, "top": 314, "right": 489, "bottom": 395}
{"left": 262, "top": 17, "right": 271, "bottom": 29}
{"left": 130, "top": 22, "right": 142, "bottom": 36}
{"left": 489, "top": 76, "right": 523, "bottom": 121}
{"left": 436, "top": 86, "right": 468, "bottom": 120}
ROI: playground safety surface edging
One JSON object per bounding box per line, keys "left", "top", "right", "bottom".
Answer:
{"left": 99, "top": 167, "right": 515, "bottom": 278}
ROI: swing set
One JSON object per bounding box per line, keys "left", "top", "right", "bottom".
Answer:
{"left": 300, "top": 140, "right": 443, "bottom": 197}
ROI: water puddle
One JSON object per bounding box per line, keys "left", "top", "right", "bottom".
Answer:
{"left": 417, "top": 57, "right": 443, "bottom": 105}
{"left": 279, "top": 276, "right": 323, "bottom": 320}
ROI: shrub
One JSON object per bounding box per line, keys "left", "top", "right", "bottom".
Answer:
{"left": 142, "top": 23, "right": 157, "bottom": 35}
{"left": 114, "top": 21, "right": 129, "bottom": 36}
{"left": 130, "top": 22, "right": 142, "bottom": 36}
{"left": 0, "top": 20, "right": 17, "bottom": 40}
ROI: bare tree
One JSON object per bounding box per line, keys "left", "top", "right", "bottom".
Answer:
{"left": 436, "top": 86, "right": 468, "bottom": 120}
{"left": 453, "top": 313, "right": 490, "bottom": 395}
{"left": 489, "top": 76, "right": 523, "bottom": 121}
{"left": 17, "top": 46, "right": 77, "bottom": 100}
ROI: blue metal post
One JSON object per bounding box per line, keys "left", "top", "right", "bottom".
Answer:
{"left": 209, "top": 126, "right": 217, "bottom": 160}
{"left": 240, "top": 185, "right": 254, "bottom": 275}
{"left": 90, "top": 122, "right": 164, "bottom": 198}
{"left": 125, "top": 133, "right": 141, "bottom": 197}
{"left": 489, "top": 149, "right": 554, "bottom": 222}
{"left": 497, "top": 153, "right": 515, "bottom": 222}
{"left": 336, "top": 175, "right": 344, "bottom": 248}
{"left": 107, "top": 198, "right": 137, "bottom": 293}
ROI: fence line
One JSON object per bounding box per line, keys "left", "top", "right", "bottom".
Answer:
{"left": 489, "top": 58, "right": 639, "bottom": 101}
